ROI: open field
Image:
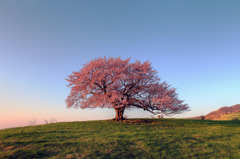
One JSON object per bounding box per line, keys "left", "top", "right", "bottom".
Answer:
{"left": 1, "top": 119, "right": 240, "bottom": 158}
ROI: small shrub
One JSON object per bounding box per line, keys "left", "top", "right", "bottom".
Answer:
{"left": 28, "top": 117, "right": 37, "bottom": 126}
{"left": 200, "top": 115, "right": 205, "bottom": 120}
{"left": 232, "top": 118, "right": 239, "bottom": 121}
{"left": 44, "top": 118, "right": 58, "bottom": 124}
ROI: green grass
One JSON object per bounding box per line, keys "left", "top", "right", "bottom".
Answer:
{"left": 1, "top": 119, "right": 240, "bottom": 158}
{"left": 218, "top": 112, "right": 240, "bottom": 120}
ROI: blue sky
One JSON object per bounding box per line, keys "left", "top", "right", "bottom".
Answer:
{"left": 1, "top": 0, "right": 240, "bottom": 129}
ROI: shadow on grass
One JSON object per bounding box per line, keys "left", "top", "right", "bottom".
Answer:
{"left": 5, "top": 148, "right": 54, "bottom": 159}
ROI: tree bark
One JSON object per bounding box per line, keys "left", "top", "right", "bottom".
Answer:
{"left": 114, "top": 107, "right": 126, "bottom": 121}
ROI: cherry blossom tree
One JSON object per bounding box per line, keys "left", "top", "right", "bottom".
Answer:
{"left": 66, "top": 57, "right": 189, "bottom": 120}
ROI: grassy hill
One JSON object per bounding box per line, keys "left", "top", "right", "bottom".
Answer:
{"left": 205, "top": 104, "right": 240, "bottom": 120}
{"left": 1, "top": 119, "right": 240, "bottom": 158}
{"left": 218, "top": 112, "right": 240, "bottom": 120}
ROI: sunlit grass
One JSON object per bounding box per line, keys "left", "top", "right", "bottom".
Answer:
{"left": 1, "top": 119, "right": 240, "bottom": 158}
{"left": 218, "top": 112, "right": 240, "bottom": 120}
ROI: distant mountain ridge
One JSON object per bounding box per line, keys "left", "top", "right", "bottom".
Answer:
{"left": 205, "top": 104, "right": 240, "bottom": 120}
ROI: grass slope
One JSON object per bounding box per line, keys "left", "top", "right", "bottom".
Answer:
{"left": 218, "top": 112, "right": 240, "bottom": 120}
{"left": 1, "top": 119, "right": 240, "bottom": 158}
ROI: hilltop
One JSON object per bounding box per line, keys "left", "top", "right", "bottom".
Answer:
{"left": 1, "top": 119, "right": 240, "bottom": 158}
{"left": 205, "top": 104, "right": 240, "bottom": 120}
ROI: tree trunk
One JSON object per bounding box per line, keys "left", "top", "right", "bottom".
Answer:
{"left": 114, "top": 107, "right": 126, "bottom": 121}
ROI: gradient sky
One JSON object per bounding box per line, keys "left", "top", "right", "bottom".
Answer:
{"left": 1, "top": 0, "right": 240, "bottom": 129}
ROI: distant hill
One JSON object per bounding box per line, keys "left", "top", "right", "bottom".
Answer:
{"left": 205, "top": 104, "right": 240, "bottom": 120}
{"left": 218, "top": 112, "right": 240, "bottom": 120}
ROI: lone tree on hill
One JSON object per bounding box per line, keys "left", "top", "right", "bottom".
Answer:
{"left": 66, "top": 57, "right": 189, "bottom": 121}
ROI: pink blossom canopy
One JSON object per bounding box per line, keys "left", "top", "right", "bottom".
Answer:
{"left": 66, "top": 57, "right": 189, "bottom": 116}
